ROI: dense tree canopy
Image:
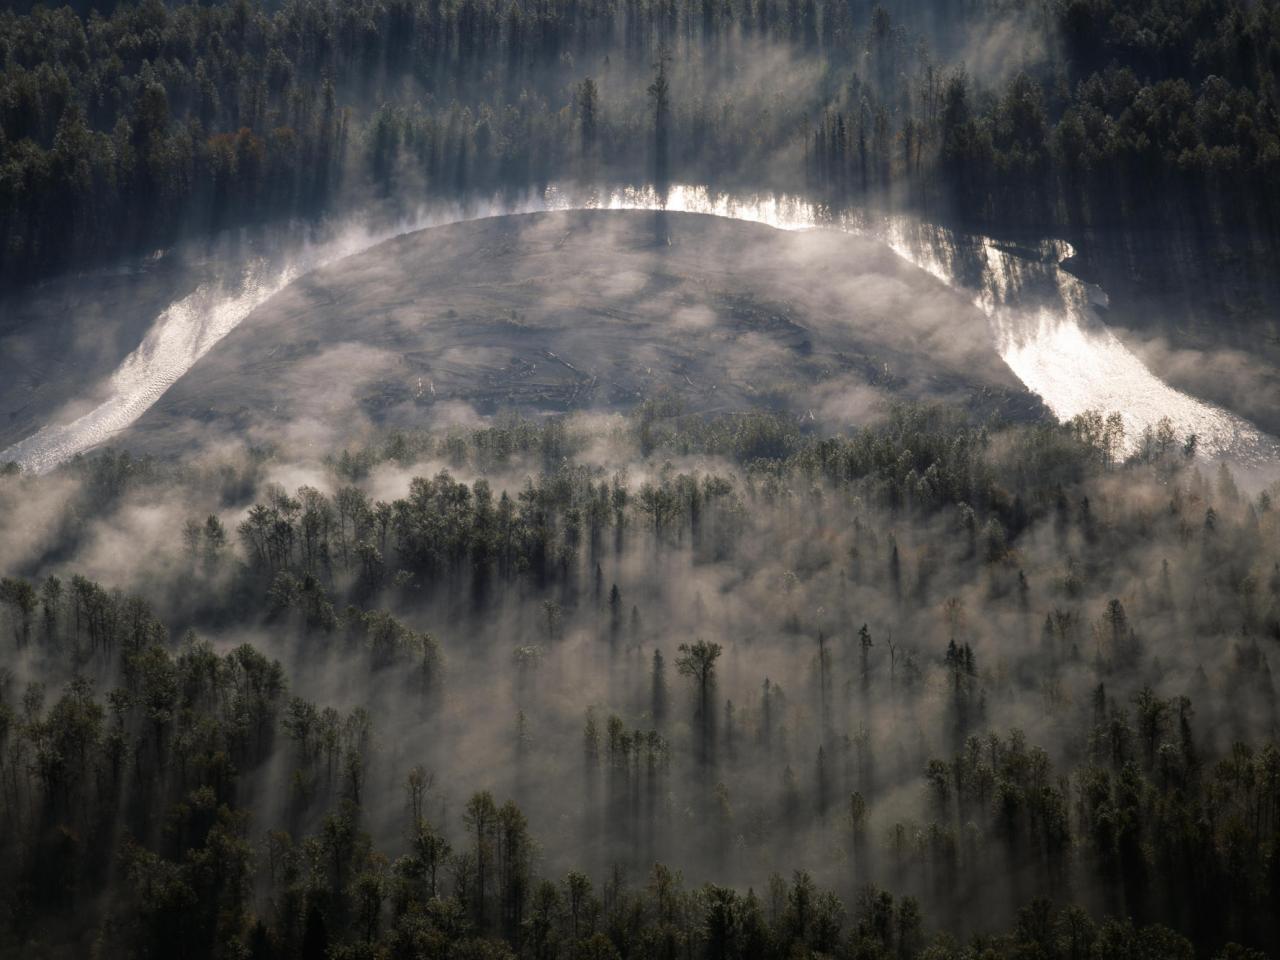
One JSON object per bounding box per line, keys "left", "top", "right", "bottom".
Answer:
{"left": 4, "top": 0, "right": 1280, "bottom": 954}
{"left": 3, "top": 0, "right": 1280, "bottom": 285}
{"left": 1, "top": 404, "right": 1278, "bottom": 956}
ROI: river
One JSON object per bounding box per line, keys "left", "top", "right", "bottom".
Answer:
{"left": 3, "top": 184, "right": 1276, "bottom": 473}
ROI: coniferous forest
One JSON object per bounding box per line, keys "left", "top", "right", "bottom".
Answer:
{"left": 3, "top": 408, "right": 1280, "bottom": 958}
{"left": 3, "top": 0, "right": 1280, "bottom": 284}
{"left": 4, "top": 0, "right": 1280, "bottom": 959}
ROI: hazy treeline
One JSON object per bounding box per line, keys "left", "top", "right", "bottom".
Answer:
{"left": 0, "top": 404, "right": 1278, "bottom": 957}
{"left": 3, "top": 0, "right": 1280, "bottom": 286}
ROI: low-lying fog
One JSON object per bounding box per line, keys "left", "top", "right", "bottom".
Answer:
{"left": 4, "top": 185, "right": 1279, "bottom": 485}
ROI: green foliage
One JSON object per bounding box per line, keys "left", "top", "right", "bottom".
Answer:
{"left": 4, "top": 0, "right": 1279, "bottom": 288}
{"left": 1, "top": 405, "right": 1279, "bottom": 955}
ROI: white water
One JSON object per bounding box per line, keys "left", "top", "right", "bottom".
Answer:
{"left": 4, "top": 183, "right": 1276, "bottom": 472}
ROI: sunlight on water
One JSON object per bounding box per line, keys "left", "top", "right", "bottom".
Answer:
{"left": 874, "top": 216, "right": 1280, "bottom": 463}
{"left": 579, "top": 186, "right": 1279, "bottom": 464}
{"left": 1, "top": 264, "right": 294, "bottom": 474}
{"left": 978, "top": 243, "right": 1280, "bottom": 464}
{"left": 4, "top": 183, "right": 1276, "bottom": 472}
{"left": 0, "top": 207, "right": 511, "bottom": 473}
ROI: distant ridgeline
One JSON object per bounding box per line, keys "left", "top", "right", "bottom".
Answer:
{"left": 2, "top": 0, "right": 1279, "bottom": 285}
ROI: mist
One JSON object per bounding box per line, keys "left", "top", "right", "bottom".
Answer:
{"left": 3, "top": 398, "right": 1279, "bottom": 956}
{"left": 5, "top": 0, "right": 1280, "bottom": 957}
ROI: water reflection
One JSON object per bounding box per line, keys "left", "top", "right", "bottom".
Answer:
{"left": 4, "top": 183, "right": 1276, "bottom": 472}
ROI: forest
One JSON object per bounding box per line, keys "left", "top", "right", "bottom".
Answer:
{"left": 1, "top": 404, "right": 1279, "bottom": 958}
{"left": 3, "top": 0, "right": 1280, "bottom": 286}
{"left": 5, "top": 0, "right": 1280, "bottom": 957}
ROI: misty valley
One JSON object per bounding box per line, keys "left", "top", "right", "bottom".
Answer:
{"left": 3, "top": 0, "right": 1280, "bottom": 959}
